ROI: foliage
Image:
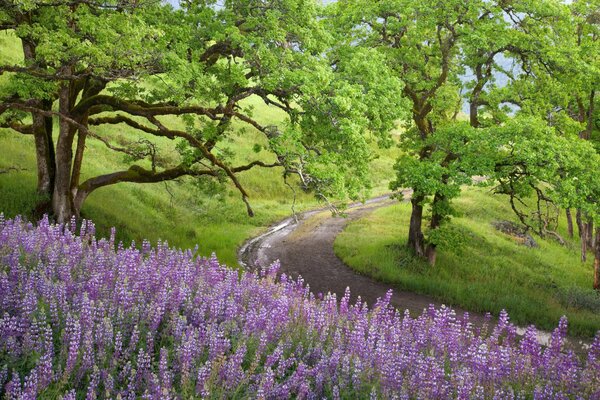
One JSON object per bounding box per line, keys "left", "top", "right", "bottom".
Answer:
{"left": 475, "top": 116, "right": 600, "bottom": 233}
{"left": 1, "top": 215, "right": 600, "bottom": 398}
{"left": 0, "top": 0, "right": 403, "bottom": 222}
{"left": 329, "top": 0, "right": 600, "bottom": 263}
{"left": 391, "top": 122, "right": 483, "bottom": 219}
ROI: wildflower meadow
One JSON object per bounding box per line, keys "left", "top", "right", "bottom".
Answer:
{"left": 0, "top": 216, "right": 599, "bottom": 399}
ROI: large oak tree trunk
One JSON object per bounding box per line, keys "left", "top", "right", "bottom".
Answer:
{"left": 22, "top": 40, "right": 56, "bottom": 199}
{"left": 52, "top": 80, "right": 77, "bottom": 223}
{"left": 408, "top": 194, "right": 426, "bottom": 258}
{"left": 32, "top": 104, "right": 55, "bottom": 196}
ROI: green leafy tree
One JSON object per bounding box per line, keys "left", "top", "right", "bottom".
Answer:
{"left": 330, "top": 0, "right": 494, "bottom": 264}
{"left": 0, "top": 0, "right": 403, "bottom": 223}
{"left": 332, "top": 0, "right": 600, "bottom": 276}
{"left": 482, "top": 0, "right": 600, "bottom": 273}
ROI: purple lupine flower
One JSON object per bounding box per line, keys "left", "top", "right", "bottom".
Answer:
{"left": 196, "top": 361, "right": 212, "bottom": 398}
{"left": 1, "top": 216, "right": 599, "bottom": 398}
{"left": 64, "top": 313, "right": 81, "bottom": 377}
{"left": 4, "top": 372, "right": 22, "bottom": 400}
{"left": 85, "top": 366, "right": 100, "bottom": 400}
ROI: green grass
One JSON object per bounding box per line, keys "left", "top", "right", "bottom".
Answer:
{"left": 334, "top": 186, "right": 600, "bottom": 337}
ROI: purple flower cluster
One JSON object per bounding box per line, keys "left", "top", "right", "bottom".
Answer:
{"left": 0, "top": 215, "right": 599, "bottom": 399}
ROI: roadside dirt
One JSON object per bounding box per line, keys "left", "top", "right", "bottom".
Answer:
{"left": 239, "top": 192, "right": 490, "bottom": 325}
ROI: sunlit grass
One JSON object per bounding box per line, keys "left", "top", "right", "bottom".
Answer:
{"left": 334, "top": 186, "right": 600, "bottom": 337}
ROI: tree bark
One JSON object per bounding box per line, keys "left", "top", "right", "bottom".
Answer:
{"left": 32, "top": 102, "right": 55, "bottom": 196}
{"left": 425, "top": 192, "right": 446, "bottom": 266}
{"left": 581, "top": 225, "right": 588, "bottom": 263}
{"left": 52, "top": 78, "right": 77, "bottom": 223}
{"left": 586, "top": 220, "right": 594, "bottom": 250}
{"left": 21, "top": 40, "right": 56, "bottom": 197}
{"left": 469, "top": 65, "right": 487, "bottom": 128}
{"left": 576, "top": 209, "right": 587, "bottom": 262}
{"left": 70, "top": 111, "right": 89, "bottom": 200}
{"left": 566, "top": 208, "right": 574, "bottom": 239}
{"left": 469, "top": 99, "right": 480, "bottom": 128}
{"left": 408, "top": 194, "right": 426, "bottom": 257}
{"left": 579, "top": 89, "right": 595, "bottom": 140}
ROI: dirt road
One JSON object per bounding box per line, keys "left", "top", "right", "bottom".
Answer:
{"left": 239, "top": 193, "right": 489, "bottom": 323}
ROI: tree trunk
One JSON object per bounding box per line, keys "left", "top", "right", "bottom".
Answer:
{"left": 576, "top": 209, "right": 587, "bottom": 262}
{"left": 580, "top": 89, "right": 595, "bottom": 140}
{"left": 32, "top": 107, "right": 55, "bottom": 195}
{"left": 425, "top": 192, "right": 446, "bottom": 266}
{"left": 594, "top": 229, "right": 600, "bottom": 291}
{"left": 70, "top": 113, "right": 88, "bottom": 197}
{"left": 21, "top": 40, "right": 56, "bottom": 198}
{"left": 67, "top": 79, "right": 105, "bottom": 217}
{"left": 408, "top": 195, "right": 426, "bottom": 257}
{"left": 581, "top": 225, "right": 588, "bottom": 263}
{"left": 566, "top": 208, "right": 574, "bottom": 239}
{"left": 52, "top": 79, "right": 77, "bottom": 223}
{"left": 586, "top": 220, "right": 594, "bottom": 250}
{"left": 469, "top": 100, "right": 480, "bottom": 128}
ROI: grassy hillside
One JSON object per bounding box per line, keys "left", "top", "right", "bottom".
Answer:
{"left": 335, "top": 186, "right": 600, "bottom": 337}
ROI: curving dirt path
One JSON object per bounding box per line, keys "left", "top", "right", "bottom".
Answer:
{"left": 239, "top": 192, "right": 490, "bottom": 325}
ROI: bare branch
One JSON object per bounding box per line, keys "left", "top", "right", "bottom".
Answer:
{"left": 0, "top": 120, "right": 34, "bottom": 135}
{"left": 0, "top": 65, "right": 88, "bottom": 81}
{"left": 88, "top": 114, "right": 159, "bottom": 135}
{"left": 231, "top": 160, "right": 280, "bottom": 172}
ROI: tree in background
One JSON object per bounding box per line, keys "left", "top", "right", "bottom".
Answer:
{"left": 330, "top": 0, "right": 494, "bottom": 265}
{"left": 478, "top": 0, "right": 600, "bottom": 283}
{"left": 0, "top": 0, "right": 403, "bottom": 223}
{"left": 331, "top": 0, "right": 600, "bottom": 281}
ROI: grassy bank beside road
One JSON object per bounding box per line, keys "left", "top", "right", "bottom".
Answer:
{"left": 335, "top": 187, "right": 600, "bottom": 337}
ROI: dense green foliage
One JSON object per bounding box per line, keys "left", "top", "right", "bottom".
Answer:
{"left": 0, "top": 0, "right": 402, "bottom": 224}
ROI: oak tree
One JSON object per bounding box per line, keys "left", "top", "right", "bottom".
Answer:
{"left": 0, "top": 0, "right": 402, "bottom": 223}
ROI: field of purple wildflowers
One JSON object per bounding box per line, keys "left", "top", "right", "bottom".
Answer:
{"left": 0, "top": 215, "right": 599, "bottom": 399}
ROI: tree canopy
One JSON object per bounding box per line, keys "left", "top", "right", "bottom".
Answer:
{"left": 0, "top": 0, "right": 402, "bottom": 222}
{"left": 329, "top": 0, "right": 600, "bottom": 285}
